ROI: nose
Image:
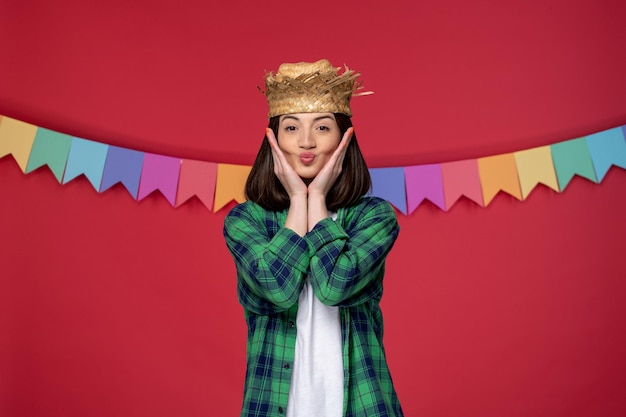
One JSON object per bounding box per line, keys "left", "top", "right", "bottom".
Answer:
{"left": 299, "top": 130, "right": 316, "bottom": 149}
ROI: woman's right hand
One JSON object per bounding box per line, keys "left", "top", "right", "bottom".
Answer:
{"left": 266, "top": 128, "right": 308, "bottom": 199}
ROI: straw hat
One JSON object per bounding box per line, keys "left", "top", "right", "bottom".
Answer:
{"left": 260, "top": 59, "right": 371, "bottom": 118}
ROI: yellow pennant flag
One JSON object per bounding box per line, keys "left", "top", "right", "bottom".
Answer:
{"left": 214, "top": 164, "right": 251, "bottom": 212}
{"left": 514, "top": 146, "right": 559, "bottom": 199}
{"left": 0, "top": 116, "right": 38, "bottom": 172}
{"left": 477, "top": 153, "right": 522, "bottom": 206}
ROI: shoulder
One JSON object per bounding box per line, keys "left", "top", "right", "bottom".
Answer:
{"left": 345, "top": 196, "right": 396, "bottom": 216}
{"left": 223, "top": 201, "right": 267, "bottom": 232}
{"left": 339, "top": 196, "right": 398, "bottom": 230}
{"left": 225, "top": 200, "right": 262, "bottom": 220}
{"left": 223, "top": 200, "right": 286, "bottom": 236}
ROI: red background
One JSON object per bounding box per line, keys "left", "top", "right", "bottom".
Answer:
{"left": 2, "top": 1, "right": 626, "bottom": 416}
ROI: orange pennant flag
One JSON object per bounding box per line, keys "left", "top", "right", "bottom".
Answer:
{"left": 0, "top": 116, "right": 38, "bottom": 172}
{"left": 514, "top": 146, "right": 559, "bottom": 199}
{"left": 214, "top": 164, "right": 251, "bottom": 212}
{"left": 477, "top": 153, "right": 522, "bottom": 206}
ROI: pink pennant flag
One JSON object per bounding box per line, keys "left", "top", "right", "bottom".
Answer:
{"left": 441, "top": 159, "right": 483, "bottom": 210}
{"left": 137, "top": 154, "right": 181, "bottom": 206}
{"left": 176, "top": 159, "right": 218, "bottom": 210}
{"left": 405, "top": 164, "right": 445, "bottom": 213}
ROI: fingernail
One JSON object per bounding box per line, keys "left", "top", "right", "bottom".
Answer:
{"left": 265, "top": 128, "right": 272, "bottom": 137}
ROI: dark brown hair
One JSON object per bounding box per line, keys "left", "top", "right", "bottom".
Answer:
{"left": 245, "top": 113, "right": 371, "bottom": 212}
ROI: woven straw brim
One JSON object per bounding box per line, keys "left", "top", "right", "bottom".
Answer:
{"left": 262, "top": 67, "right": 367, "bottom": 118}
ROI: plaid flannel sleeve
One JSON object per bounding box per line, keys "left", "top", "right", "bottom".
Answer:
{"left": 224, "top": 202, "right": 309, "bottom": 313}
{"left": 305, "top": 197, "right": 399, "bottom": 306}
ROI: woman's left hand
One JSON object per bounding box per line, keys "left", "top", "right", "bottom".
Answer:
{"left": 308, "top": 127, "right": 354, "bottom": 197}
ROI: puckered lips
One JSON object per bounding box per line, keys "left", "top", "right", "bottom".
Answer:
{"left": 299, "top": 152, "right": 315, "bottom": 165}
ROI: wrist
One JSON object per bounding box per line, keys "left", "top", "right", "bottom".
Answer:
{"left": 308, "top": 189, "right": 326, "bottom": 201}
{"left": 289, "top": 192, "right": 308, "bottom": 205}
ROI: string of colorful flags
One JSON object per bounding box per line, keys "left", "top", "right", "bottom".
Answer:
{"left": 1, "top": 114, "right": 625, "bottom": 215}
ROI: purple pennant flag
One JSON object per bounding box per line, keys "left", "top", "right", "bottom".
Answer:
{"left": 100, "top": 146, "right": 144, "bottom": 198}
{"left": 405, "top": 164, "right": 445, "bottom": 214}
{"left": 137, "top": 153, "right": 181, "bottom": 206}
{"left": 369, "top": 167, "right": 407, "bottom": 215}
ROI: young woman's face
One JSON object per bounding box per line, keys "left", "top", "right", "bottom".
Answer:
{"left": 277, "top": 112, "right": 341, "bottom": 181}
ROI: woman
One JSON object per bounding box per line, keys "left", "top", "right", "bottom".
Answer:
{"left": 224, "top": 59, "right": 403, "bottom": 417}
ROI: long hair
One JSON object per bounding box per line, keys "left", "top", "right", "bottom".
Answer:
{"left": 245, "top": 113, "right": 371, "bottom": 212}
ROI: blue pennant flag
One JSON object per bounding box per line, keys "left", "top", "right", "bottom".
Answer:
{"left": 63, "top": 138, "right": 109, "bottom": 190}
{"left": 585, "top": 127, "right": 626, "bottom": 181}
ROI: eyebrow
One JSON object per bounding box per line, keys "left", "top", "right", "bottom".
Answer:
{"left": 280, "top": 115, "right": 335, "bottom": 122}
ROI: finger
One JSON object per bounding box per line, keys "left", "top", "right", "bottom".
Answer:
{"left": 334, "top": 127, "right": 353, "bottom": 161}
{"left": 266, "top": 129, "right": 289, "bottom": 163}
{"left": 266, "top": 128, "right": 279, "bottom": 150}
{"left": 330, "top": 127, "right": 353, "bottom": 167}
{"left": 266, "top": 128, "right": 286, "bottom": 171}
{"left": 339, "top": 127, "right": 354, "bottom": 149}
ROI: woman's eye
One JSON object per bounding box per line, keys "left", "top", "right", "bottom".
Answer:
{"left": 317, "top": 125, "right": 329, "bottom": 131}
{"left": 284, "top": 126, "right": 296, "bottom": 131}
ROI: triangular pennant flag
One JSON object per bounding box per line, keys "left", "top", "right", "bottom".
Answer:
{"left": 550, "top": 138, "right": 597, "bottom": 190}
{"left": 25, "top": 128, "right": 73, "bottom": 182}
{"left": 404, "top": 164, "right": 445, "bottom": 213}
{"left": 514, "top": 146, "right": 559, "bottom": 198}
{"left": 100, "top": 146, "right": 144, "bottom": 198}
{"left": 63, "top": 138, "right": 109, "bottom": 190}
{"left": 477, "top": 153, "right": 522, "bottom": 205}
{"left": 585, "top": 127, "right": 626, "bottom": 181}
{"left": 137, "top": 154, "right": 181, "bottom": 206}
{"left": 176, "top": 159, "right": 218, "bottom": 210}
{"left": 0, "top": 116, "right": 38, "bottom": 172}
{"left": 441, "top": 159, "right": 483, "bottom": 210}
{"left": 214, "top": 164, "right": 251, "bottom": 212}
{"left": 369, "top": 167, "right": 407, "bottom": 214}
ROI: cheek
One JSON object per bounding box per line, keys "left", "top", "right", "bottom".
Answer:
{"left": 276, "top": 136, "right": 296, "bottom": 154}
{"left": 323, "top": 138, "right": 341, "bottom": 155}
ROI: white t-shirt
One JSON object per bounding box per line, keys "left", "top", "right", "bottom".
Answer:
{"left": 286, "top": 216, "right": 343, "bottom": 417}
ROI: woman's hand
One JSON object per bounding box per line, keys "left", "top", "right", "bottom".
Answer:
{"left": 307, "top": 127, "right": 353, "bottom": 198}
{"left": 266, "top": 128, "right": 308, "bottom": 199}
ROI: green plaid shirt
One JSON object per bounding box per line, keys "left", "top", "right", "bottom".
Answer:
{"left": 223, "top": 196, "right": 403, "bottom": 417}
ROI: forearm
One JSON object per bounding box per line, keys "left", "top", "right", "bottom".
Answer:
{"left": 224, "top": 203, "right": 310, "bottom": 309}
{"left": 307, "top": 191, "right": 329, "bottom": 232}
{"left": 284, "top": 193, "right": 308, "bottom": 236}
{"left": 307, "top": 198, "right": 400, "bottom": 305}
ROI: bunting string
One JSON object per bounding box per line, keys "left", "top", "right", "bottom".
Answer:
{"left": 1, "top": 114, "right": 625, "bottom": 214}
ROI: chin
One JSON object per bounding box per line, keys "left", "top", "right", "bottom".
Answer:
{"left": 298, "top": 169, "right": 320, "bottom": 178}
{"left": 297, "top": 171, "right": 318, "bottom": 185}
{"left": 294, "top": 164, "right": 318, "bottom": 176}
